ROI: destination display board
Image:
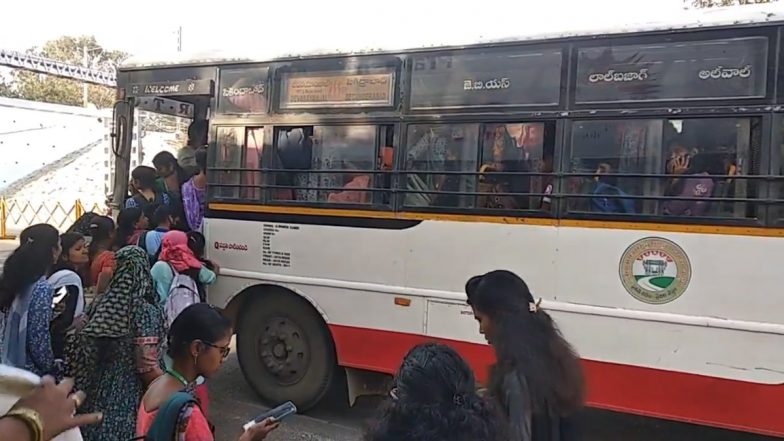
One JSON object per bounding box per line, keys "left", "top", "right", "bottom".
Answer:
{"left": 409, "top": 49, "right": 563, "bottom": 109}
{"left": 127, "top": 79, "right": 214, "bottom": 97}
{"left": 575, "top": 36, "right": 768, "bottom": 104}
{"left": 218, "top": 66, "right": 270, "bottom": 114}
{"left": 279, "top": 71, "right": 395, "bottom": 109}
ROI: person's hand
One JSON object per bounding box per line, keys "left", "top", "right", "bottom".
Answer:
{"left": 211, "top": 260, "right": 221, "bottom": 275}
{"left": 238, "top": 418, "right": 279, "bottom": 441}
{"left": 670, "top": 154, "right": 690, "bottom": 175}
{"left": 11, "top": 376, "right": 103, "bottom": 441}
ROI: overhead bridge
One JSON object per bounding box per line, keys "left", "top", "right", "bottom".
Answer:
{"left": 0, "top": 48, "right": 116, "bottom": 87}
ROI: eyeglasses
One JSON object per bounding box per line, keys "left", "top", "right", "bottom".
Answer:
{"left": 200, "top": 340, "right": 231, "bottom": 359}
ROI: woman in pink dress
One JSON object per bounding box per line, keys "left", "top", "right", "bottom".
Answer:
{"left": 136, "top": 304, "right": 278, "bottom": 441}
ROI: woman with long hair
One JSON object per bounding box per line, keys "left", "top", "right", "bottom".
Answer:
{"left": 465, "top": 270, "right": 584, "bottom": 441}
{"left": 137, "top": 303, "right": 278, "bottom": 441}
{"left": 0, "top": 224, "right": 62, "bottom": 377}
{"left": 86, "top": 216, "right": 116, "bottom": 294}
{"left": 365, "top": 343, "right": 501, "bottom": 441}
{"left": 47, "top": 233, "right": 89, "bottom": 361}
{"left": 181, "top": 148, "right": 208, "bottom": 232}
{"left": 65, "top": 246, "right": 165, "bottom": 441}
{"left": 115, "top": 207, "right": 148, "bottom": 249}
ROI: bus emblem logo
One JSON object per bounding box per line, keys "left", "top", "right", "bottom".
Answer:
{"left": 619, "top": 237, "right": 691, "bottom": 305}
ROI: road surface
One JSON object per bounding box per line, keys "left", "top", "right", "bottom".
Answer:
{"left": 0, "top": 241, "right": 777, "bottom": 440}
{"left": 210, "top": 348, "right": 776, "bottom": 441}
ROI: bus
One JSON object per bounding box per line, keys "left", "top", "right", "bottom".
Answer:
{"left": 111, "top": 6, "right": 784, "bottom": 437}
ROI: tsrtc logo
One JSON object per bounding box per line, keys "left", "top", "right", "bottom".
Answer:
{"left": 214, "top": 241, "right": 249, "bottom": 252}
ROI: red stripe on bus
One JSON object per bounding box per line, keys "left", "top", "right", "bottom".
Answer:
{"left": 329, "top": 324, "right": 784, "bottom": 437}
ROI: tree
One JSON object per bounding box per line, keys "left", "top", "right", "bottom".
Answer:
{"left": 0, "top": 36, "right": 127, "bottom": 108}
{"left": 690, "top": 0, "right": 778, "bottom": 8}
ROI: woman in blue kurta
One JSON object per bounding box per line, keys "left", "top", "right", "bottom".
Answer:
{"left": 0, "top": 224, "right": 62, "bottom": 377}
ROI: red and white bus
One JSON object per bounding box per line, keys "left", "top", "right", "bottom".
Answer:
{"left": 112, "top": 6, "right": 784, "bottom": 437}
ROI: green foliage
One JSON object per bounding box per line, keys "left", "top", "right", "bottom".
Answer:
{"left": 690, "top": 0, "right": 778, "bottom": 7}
{"left": 0, "top": 35, "right": 127, "bottom": 108}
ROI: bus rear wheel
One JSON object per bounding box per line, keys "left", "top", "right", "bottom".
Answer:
{"left": 236, "top": 290, "right": 336, "bottom": 411}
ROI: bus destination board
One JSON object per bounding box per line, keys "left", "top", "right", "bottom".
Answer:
{"left": 575, "top": 36, "right": 768, "bottom": 104}
{"left": 218, "top": 67, "right": 270, "bottom": 114}
{"left": 409, "top": 49, "right": 562, "bottom": 110}
{"left": 279, "top": 72, "right": 395, "bottom": 109}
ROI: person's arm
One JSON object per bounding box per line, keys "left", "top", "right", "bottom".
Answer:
{"left": 133, "top": 319, "right": 163, "bottom": 387}
{"left": 95, "top": 252, "right": 116, "bottom": 295}
{"left": 27, "top": 283, "right": 57, "bottom": 376}
{"left": 0, "top": 415, "right": 36, "bottom": 441}
{"left": 150, "top": 262, "right": 173, "bottom": 304}
{"left": 3, "top": 376, "right": 102, "bottom": 441}
{"left": 197, "top": 266, "right": 217, "bottom": 285}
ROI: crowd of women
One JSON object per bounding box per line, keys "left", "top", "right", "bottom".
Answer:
{"left": 0, "top": 123, "right": 587, "bottom": 440}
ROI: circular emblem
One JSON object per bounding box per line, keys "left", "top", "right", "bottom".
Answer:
{"left": 619, "top": 237, "right": 691, "bottom": 305}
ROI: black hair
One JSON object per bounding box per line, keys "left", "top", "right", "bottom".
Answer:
{"left": 365, "top": 343, "right": 502, "bottom": 441}
{"left": 153, "top": 151, "right": 178, "bottom": 169}
{"left": 466, "top": 270, "right": 584, "bottom": 416}
{"left": 188, "top": 120, "right": 208, "bottom": 147}
{"left": 51, "top": 232, "right": 85, "bottom": 271}
{"left": 167, "top": 303, "right": 232, "bottom": 358}
{"left": 0, "top": 224, "right": 60, "bottom": 310}
{"left": 115, "top": 207, "right": 144, "bottom": 249}
{"left": 87, "top": 216, "right": 116, "bottom": 260}
{"left": 131, "top": 165, "right": 158, "bottom": 190}
{"left": 152, "top": 204, "right": 173, "bottom": 227}
{"left": 187, "top": 231, "right": 206, "bottom": 258}
{"left": 195, "top": 148, "right": 208, "bottom": 174}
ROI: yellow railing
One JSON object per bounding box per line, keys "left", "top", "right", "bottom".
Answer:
{"left": 0, "top": 198, "right": 105, "bottom": 240}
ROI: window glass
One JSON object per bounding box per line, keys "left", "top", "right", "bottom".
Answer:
{"left": 567, "top": 117, "right": 760, "bottom": 219}
{"left": 243, "top": 128, "right": 264, "bottom": 200}
{"left": 410, "top": 49, "right": 562, "bottom": 109}
{"left": 272, "top": 125, "right": 377, "bottom": 204}
{"left": 478, "top": 122, "right": 555, "bottom": 210}
{"left": 403, "top": 124, "right": 480, "bottom": 208}
{"left": 210, "top": 126, "right": 244, "bottom": 199}
{"left": 575, "top": 37, "right": 768, "bottom": 104}
{"left": 218, "top": 67, "right": 269, "bottom": 114}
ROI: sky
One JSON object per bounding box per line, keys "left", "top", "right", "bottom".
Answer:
{"left": 0, "top": 0, "right": 738, "bottom": 59}
{"left": 1, "top": 0, "right": 782, "bottom": 62}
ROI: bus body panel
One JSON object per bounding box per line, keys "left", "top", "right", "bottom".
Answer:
{"left": 205, "top": 216, "right": 784, "bottom": 435}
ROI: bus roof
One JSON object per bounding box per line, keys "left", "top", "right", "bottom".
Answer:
{"left": 121, "top": 4, "right": 783, "bottom": 70}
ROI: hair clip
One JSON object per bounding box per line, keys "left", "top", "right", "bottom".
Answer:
{"left": 452, "top": 393, "right": 465, "bottom": 407}
{"left": 528, "top": 298, "right": 543, "bottom": 313}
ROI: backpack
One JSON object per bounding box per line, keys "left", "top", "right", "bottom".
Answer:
{"left": 67, "top": 212, "right": 99, "bottom": 236}
{"left": 131, "top": 391, "right": 197, "bottom": 441}
{"left": 163, "top": 264, "right": 200, "bottom": 328}
{"left": 137, "top": 231, "right": 162, "bottom": 267}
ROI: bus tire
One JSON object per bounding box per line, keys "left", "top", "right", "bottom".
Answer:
{"left": 236, "top": 290, "right": 336, "bottom": 411}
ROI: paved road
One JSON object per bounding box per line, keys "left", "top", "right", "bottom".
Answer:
{"left": 0, "top": 241, "right": 777, "bottom": 440}
{"left": 210, "top": 349, "right": 776, "bottom": 441}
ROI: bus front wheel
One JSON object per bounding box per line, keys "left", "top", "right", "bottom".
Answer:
{"left": 236, "top": 290, "right": 337, "bottom": 411}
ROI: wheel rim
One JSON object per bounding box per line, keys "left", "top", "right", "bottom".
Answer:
{"left": 257, "top": 316, "right": 310, "bottom": 385}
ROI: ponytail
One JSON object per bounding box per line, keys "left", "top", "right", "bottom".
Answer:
{"left": 0, "top": 224, "right": 60, "bottom": 310}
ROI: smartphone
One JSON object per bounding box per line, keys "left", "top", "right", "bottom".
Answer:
{"left": 243, "top": 401, "right": 297, "bottom": 431}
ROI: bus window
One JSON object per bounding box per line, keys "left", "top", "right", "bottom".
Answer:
{"left": 211, "top": 126, "right": 244, "bottom": 200}
{"left": 566, "top": 117, "right": 761, "bottom": 219}
{"left": 403, "top": 124, "right": 479, "bottom": 209}
{"left": 243, "top": 127, "right": 264, "bottom": 200}
{"left": 479, "top": 122, "right": 556, "bottom": 211}
{"left": 272, "top": 125, "right": 378, "bottom": 204}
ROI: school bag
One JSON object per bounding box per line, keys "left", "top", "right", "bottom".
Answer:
{"left": 137, "top": 231, "right": 162, "bottom": 267}
{"left": 163, "top": 264, "right": 200, "bottom": 328}
{"left": 131, "top": 391, "right": 197, "bottom": 441}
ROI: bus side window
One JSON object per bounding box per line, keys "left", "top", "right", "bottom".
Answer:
{"left": 478, "top": 122, "right": 556, "bottom": 211}
{"left": 211, "top": 126, "right": 245, "bottom": 200}
{"left": 402, "top": 124, "right": 479, "bottom": 209}
{"left": 376, "top": 125, "right": 395, "bottom": 206}
{"left": 273, "top": 125, "right": 378, "bottom": 205}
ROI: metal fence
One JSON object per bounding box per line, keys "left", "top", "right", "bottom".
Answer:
{"left": 0, "top": 198, "right": 106, "bottom": 239}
